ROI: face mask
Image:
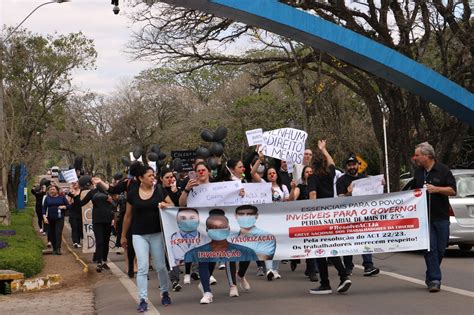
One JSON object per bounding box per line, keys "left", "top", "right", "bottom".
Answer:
{"left": 237, "top": 216, "right": 256, "bottom": 228}
{"left": 257, "top": 165, "right": 265, "bottom": 173}
{"left": 207, "top": 228, "right": 230, "bottom": 241}
{"left": 177, "top": 219, "right": 199, "bottom": 232}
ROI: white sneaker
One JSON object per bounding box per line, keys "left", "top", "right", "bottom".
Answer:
{"left": 76, "top": 243, "right": 82, "bottom": 248}
{"left": 229, "top": 285, "right": 239, "bottom": 297}
{"left": 184, "top": 274, "right": 191, "bottom": 284}
{"left": 237, "top": 276, "right": 250, "bottom": 291}
{"left": 39, "top": 229, "right": 43, "bottom": 233}
{"left": 47, "top": 242, "right": 52, "bottom": 248}
{"left": 218, "top": 263, "right": 225, "bottom": 270}
{"left": 274, "top": 271, "right": 282, "bottom": 279}
{"left": 266, "top": 269, "right": 274, "bottom": 281}
{"left": 209, "top": 275, "right": 217, "bottom": 285}
{"left": 200, "top": 292, "right": 213, "bottom": 304}
{"left": 73, "top": 243, "right": 78, "bottom": 248}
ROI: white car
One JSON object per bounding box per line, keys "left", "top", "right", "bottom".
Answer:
{"left": 50, "top": 166, "right": 60, "bottom": 178}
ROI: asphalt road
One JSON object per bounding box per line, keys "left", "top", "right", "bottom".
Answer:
{"left": 93, "top": 247, "right": 474, "bottom": 315}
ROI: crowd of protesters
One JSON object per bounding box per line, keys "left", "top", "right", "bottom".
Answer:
{"left": 32, "top": 140, "right": 455, "bottom": 311}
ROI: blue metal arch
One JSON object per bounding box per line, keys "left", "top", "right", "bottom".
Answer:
{"left": 160, "top": 0, "right": 473, "bottom": 125}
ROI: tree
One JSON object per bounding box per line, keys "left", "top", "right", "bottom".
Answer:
{"left": 128, "top": 0, "right": 472, "bottom": 190}
{"left": 1, "top": 28, "right": 97, "bottom": 208}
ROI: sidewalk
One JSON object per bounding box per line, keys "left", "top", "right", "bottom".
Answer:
{"left": 0, "top": 219, "right": 95, "bottom": 314}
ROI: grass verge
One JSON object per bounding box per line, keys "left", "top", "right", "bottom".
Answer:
{"left": 0, "top": 207, "right": 44, "bottom": 278}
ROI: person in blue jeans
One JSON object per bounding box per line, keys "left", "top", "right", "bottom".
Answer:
{"left": 411, "top": 142, "right": 456, "bottom": 293}
{"left": 336, "top": 154, "right": 380, "bottom": 276}
{"left": 121, "top": 163, "right": 176, "bottom": 312}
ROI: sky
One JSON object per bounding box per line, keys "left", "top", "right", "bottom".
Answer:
{"left": 1, "top": 0, "right": 152, "bottom": 95}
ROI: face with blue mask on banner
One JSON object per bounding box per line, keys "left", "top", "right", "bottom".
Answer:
{"left": 176, "top": 208, "right": 200, "bottom": 232}
{"left": 235, "top": 205, "right": 259, "bottom": 229}
{"left": 206, "top": 214, "right": 230, "bottom": 241}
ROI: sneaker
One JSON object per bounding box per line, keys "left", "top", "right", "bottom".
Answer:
{"left": 76, "top": 243, "right": 82, "bottom": 248}
{"left": 172, "top": 281, "right": 182, "bottom": 292}
{"left": 190, "top": 272, "right": 200, "bottom": 280}
{"left": 308, "top": 272, "right": 319, "bottom": 282}
{"left": 337, "top": 278, "right": 352, "bottom": 293}
{"left": 161, "top": 291, "right": 171, "bottom": 306}
{"left": 266, "top": 270, "right": 274, "bottom": 281}
{"left": 345, "top": 268, "right": 353, "bottom": 276}
{"left": 101, "top": 263, "right": 110, "bottom": 270}
{"left": 73, "top": 243, "right": 78, "bottom": 248}
{"left": 39, "top": 229, "right": 43, "bottom": 233}
{"left": 209, "top": 275, "right": 217, "bottom": 285}
{"left": 47, "top": 242, "right": 52, "bottom": 248}
{"left": 96, "top": 264, "right": 102, "bottom": 273}
{"left": 137, "top": 298, "right": 148, "bottom": 312}
{"left": 256, "top": 267, "right": 265, "bottom": 277}
{"left": 428, "top": 282, "right": 441, "bottom": 293}
{"left": 237, "top": 276, "right": 250, "bottom": 291}
{"left": 364, "top": 266, "right": 380, "bottom": 276}
{"left": 184, "top": 274, "right": 191, "bottom": 284}
{"left": 273, "top": 271, "right": 282, "bottom": 279}
{"left": 42, "top": 231, "right": 46, "bottom": 236}
{"left": 218, "top": 263, "right": 226, "bottom": 270}
{"left": 200, "top": 292, "right": 213, "bottom": 304}
{"left": 309, "top": 286, "right": 332, "bottom": 295}
{"left": 229, "top": 285, "right": 239, "bottom": 297}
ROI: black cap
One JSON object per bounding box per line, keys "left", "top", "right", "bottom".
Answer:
{"left": 78, "top": 175, "right": 92, "bottom": 188}
{"left": 113, "top": 172, "right": 124, "bottom": 181}
{"left": 345, "top": 154, "right": 359, "bottom": 165}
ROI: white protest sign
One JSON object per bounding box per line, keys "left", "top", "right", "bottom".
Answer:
{"left": 148, "top": 161, "right": 157, "bottom": 172}
{"left": 161, "top": 189, "right": 429, "bottom": 266}
{"left": 62, "top": 169, "right": 78, "bottom": 183}
{"left": 246, "top": 128, "right": 264, "bottom": 146}
{"left": 261, "top": 128, "right": 308, "bottom": 164}
{"left": 352, "top": 175, "right": 385, "bottom": 196}
{"left": 187, "top": 182, "right": 272, "bottom": 207}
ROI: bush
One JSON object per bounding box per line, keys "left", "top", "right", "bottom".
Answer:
{"left": 0, "top": 207, "right": 44, "bottom": 278}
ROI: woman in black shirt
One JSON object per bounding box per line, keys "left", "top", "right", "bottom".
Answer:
{"left": 121, "top": 164, "right": 174, "bottom": 312}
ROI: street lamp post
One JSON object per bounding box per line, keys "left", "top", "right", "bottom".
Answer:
{"left": 0, "top": 0, "right": 69, "bottom": 223}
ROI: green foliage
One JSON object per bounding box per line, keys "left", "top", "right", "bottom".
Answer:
{"left": 0, "top": 208, "right": 44, "bottom": 278}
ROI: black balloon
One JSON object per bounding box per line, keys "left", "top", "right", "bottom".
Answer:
{"left": 121, "top": 156, "right": 131, "bottom": 167}
{"left": 148, "top": 152, "right": 159, "bottom": 162}
{"left": 74, "top": 156, "right": 83, "bottom": 170}
{"left": 213, "top": 126, "right": 228, "bottom": 141}
{"left": 218, "top": 140, "right": 225, "bottom": 147}
{"left": 150, "top": 144, "right": 161, "bottom": 154}
{"left": 158, "top": 152, "right": 166, "bottom": 160}
{"left": 171, "top": 158, "right": 183, "bottom": 172}
{"left": 201, "top": 129, "right": 214, "bottom": 142}
{"left": 209, "top": 141, "right": 224, "bottom": 156}
{"left": 207, "top": 157, "right": 218, "bottom": 170}
{"left": 132, "top": 147, "right": 143, "bottom": 159}
{"left": 196, "top": 146, "right": 210, "bottom": 159}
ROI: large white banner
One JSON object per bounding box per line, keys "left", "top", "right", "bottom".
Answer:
{"left": 187, "top": 182, "right": 272, "bottom": 207}
{"left": 161, "top": 189, "right": 429, "bottom": 265}
{"left": 261, "top": 128, "right": 308, "bottom": 164}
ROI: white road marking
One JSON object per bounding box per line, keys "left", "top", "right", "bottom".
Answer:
{"left": 108, "top": 261, "right": 161, "bottom": 314}
{"left": 354, "top": 265, "right": 474, "bottom": 298}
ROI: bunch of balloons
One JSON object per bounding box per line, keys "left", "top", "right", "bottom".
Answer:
{"left": 198, "top": 126, "right": 228, "bottom": 169}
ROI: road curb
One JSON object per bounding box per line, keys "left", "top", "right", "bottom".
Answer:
{"left": 11, "top": 274, "right": 61, "bottom": 293}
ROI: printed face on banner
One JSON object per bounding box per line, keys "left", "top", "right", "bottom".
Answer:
{"left": 161, "top": 190, "right": 429, "bottom": 265}
{"left": 261, "top": 128, "right": 308, "bottom": 164}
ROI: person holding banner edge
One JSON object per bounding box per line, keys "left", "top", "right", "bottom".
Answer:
{"left": 411, "top": 142, "right": 456, "bottom": 293}
{"left": 336, "top": 153, "right": 381, "bottom": 277}
{"left": 251, "top": 148, "right": 289, "bottom": 281}
{"left": 308, "top": 140, "right": 352, "bottom": 294}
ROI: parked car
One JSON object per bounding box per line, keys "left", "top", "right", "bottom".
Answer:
{"left": 402, "top": 169, "right": 474, "bottom": 252}
{"left": 50, "top": 166, "right": 60, "bottom": 178}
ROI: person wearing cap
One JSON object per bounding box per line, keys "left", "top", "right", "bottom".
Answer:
{"left": 336, "top": 153, "right": 380, "bottom": 277}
